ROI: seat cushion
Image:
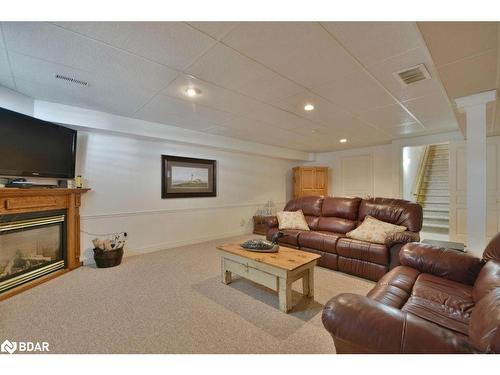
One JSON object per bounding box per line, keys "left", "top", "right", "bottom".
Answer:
{"left": 367, "top": 266, "right": 420, "bottom": 309}
{"left": 298, "top": 231, "right": 343, "bottom": 254}
{"left": 402, "top": 274, "right": 474, "bottom": 335}
{"left": 336, "top": 237, "right": 389, "bottom": 266}
{"left": 337, "top": 256, "right": 387, "bottom": 281}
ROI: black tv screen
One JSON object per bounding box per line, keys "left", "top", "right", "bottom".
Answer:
{"left": 0, "top": 107, "right": 77, "bottom": 179}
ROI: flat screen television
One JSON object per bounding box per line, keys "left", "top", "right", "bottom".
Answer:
{"left": 0, "top": 107, "right": 77, "bottom": 179}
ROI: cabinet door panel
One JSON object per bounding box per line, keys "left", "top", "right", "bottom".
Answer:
{"left": 301, "top": 168, "right": 315, "bottom": 190}
{"left": 315, "top": 168, "right": 327, "bottom": 189}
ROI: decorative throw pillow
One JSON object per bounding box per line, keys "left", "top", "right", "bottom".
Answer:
{"left": 276, "top": 210, "right": 310, "bottom": 231}
{"left": 347, "top": 215, "right": 406, "bottom": 244}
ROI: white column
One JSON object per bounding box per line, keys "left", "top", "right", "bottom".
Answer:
{"left": 455, "top": 90, "right": 496, "bottom": 255}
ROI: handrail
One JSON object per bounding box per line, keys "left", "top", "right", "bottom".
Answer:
{"left": 413, "top": 145, "right": 431, "bottom": 203}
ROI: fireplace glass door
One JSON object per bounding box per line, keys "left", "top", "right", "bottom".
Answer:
{"left": 0, "top": 212, "right": 66, "bottom": 293}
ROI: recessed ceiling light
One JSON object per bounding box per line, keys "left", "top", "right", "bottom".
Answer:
{"left": 339, "top": 138, "right": 347, "bottom": 143}
{"left": 185, "top": 87, "right": 201, "bottom": 97}
{"left": 304, "top": 104, "right": 314, "bottom": 111}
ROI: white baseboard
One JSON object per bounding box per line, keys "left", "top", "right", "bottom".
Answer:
{"left": 82, "top": 228, "right": 255, "bottom": 265}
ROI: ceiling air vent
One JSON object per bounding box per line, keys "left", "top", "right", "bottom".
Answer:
{"left": 393, "top": 64, "right": 431, "bottom": 86}
{"left": 55, "top": 74, "right": 89, "bottom": 87}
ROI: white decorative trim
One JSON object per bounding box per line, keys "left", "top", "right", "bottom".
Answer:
{"left": 81, "top": 201, "right": 286, "bottom": 221}
{"left": 455, "top": 90, "right": 497, "bottom": 109}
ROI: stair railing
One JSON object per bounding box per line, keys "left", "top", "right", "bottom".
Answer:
{"left": 413, "top": 145, "right": 431, "bottom": 203}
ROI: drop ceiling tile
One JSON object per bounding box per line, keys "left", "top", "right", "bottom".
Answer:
{"left": 0, "top": 75, "right": 15, "bottom": 90}
{"left": 134, "top": 93, "right": 234, "bottom": 131}
{"left": 163, "top": 74, "right": 284, "bottom": 122}
{"left": 437, "top": 49, "right": 497, "bottom": 99}
{"left": 241, "top": 102, "right": 317, "bottom": 131}
{"left": 54, "top": 22, "right": 216, "bottom": 70}
{"left": 418, "top": 22, "right": 497, "bottom": 67}
{"left": 187, "top": 22, "right": 237, "bottom": 41}
{"left": 204, "top": 121, "right": 308, "bottom": 149}
{"left": 322, "top": 22, "right": 421, "bottom": 66}
{"left": 10, "top": 52, "right": 156, "bottom": 116}
{"left": 0, "top": 48, "right": 11, "bottom": 78}
{"left": 387, "top": 122, "right": 426, "bottom": 136}
{"left": 402, "top": 92, "right": 457, "bottom": 129}
{"left": 366, "top": 47, "right": 443, "bottom": 102}
{"left": 2, "top": 22, "right": 179, "bottom": 94}
{"left": 274, "top": 89, "right": 380, "bottom": 131}
{"left": 357, "top": 103, "right": 417, "bottom": 129}
{"left": 311, "top": 68, "right": 396, "bottom": 112}
{"left": 0, "top": 26, "right": 5, "bottom": 50}
{"left": 163, "top": 74, "right": 239, "bottom": 115}
{"left": 223, "top": 22, "right": 360, "bottom": 88}
{"left": 185, "top": 43, "right": 303, "bottom": 102}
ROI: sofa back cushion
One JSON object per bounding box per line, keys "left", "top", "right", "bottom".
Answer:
{"left": 359, "top": 198, "right": 423, "bottom": 232}
{"left": 284, "top": 196, "right": 324, "bottom": 230}
{"left": 318, "top": 197, "right": 361, "bottom": 233}
{"left": 322, "top": 196, "right": 361, "bottom": 220}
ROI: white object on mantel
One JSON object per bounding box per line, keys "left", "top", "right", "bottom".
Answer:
{"left": 455, "top": 90, "right": 497, "bottom": 257}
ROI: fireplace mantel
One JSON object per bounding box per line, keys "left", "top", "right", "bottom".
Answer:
{"left": 0, "top": 187, "right": 90, "bottom": 300}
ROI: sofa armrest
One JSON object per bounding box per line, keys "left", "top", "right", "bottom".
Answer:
{"left": 322, "top": 293, "right": 476, "bottom": 354}
{"left": 265, "top": 216, "right": 278, "bottom": 229}
{"left": 385, "top": 231, "right": 420, "bottom": 248}
{"left": 399, "top": 243, "right": 483, "bottom": 285}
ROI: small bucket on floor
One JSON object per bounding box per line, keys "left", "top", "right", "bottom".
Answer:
{"left": 93, "top": 248, "right": 123, "bottom": 268}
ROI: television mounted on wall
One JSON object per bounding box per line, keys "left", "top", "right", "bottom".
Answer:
{"left": 0, "top": 107, "right": 77, "bottom": 179}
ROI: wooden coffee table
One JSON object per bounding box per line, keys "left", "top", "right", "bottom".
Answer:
{"left": 216, "top": 244, "right": 321, "bottom": 312}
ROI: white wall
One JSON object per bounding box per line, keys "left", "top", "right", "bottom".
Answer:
{"left": 78, "top": 130, "right": 295, "bottom": 263}
{"left": 402, "top": 145, "right": 425, "bottom": 202}
{"left": 305, "top": 144, "right": 394, "bottom": 198}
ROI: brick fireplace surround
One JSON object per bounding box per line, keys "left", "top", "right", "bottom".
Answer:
{"left": 0, "top": 188, "right": 89, "bottom": 300}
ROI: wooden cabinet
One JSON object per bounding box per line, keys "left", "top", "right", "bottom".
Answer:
{"left": 293, "top": 166, "right": 329, "bottom": 198}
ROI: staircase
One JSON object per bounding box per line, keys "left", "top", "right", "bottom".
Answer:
{"left": 415, "top": 144, "right": 449, "bottom": 237}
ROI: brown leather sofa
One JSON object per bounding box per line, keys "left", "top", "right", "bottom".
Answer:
{"left": 322, "top": 234, "right": 500, "bottom": 353}
{"left": 266, "top": 196, "right": 422, "bottom": 281}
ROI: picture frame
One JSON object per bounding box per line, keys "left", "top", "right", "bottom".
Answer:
{"left": 161, "top": 155, "right": 217, "bottom": 199}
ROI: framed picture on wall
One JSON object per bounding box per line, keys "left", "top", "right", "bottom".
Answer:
{"left": 161, "top": 155, "right": 217, "bottom": 198}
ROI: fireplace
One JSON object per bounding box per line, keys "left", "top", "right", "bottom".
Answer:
{"left": 0, "top": 210, "right": 66, "bottom": 293}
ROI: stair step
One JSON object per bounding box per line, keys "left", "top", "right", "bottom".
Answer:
{"left": 424, "top": 215, "right": 450, "bottom": 220}
{"left": 421, "top": 193, "right": 449, "bottom": 197}
{"left": 422, "top": 204, "right": 449, "bottom": 210}
{"left": 422, "top": 223, "right": 449, "bottom": 229}
{"left": 423, "top": 208, "right": 450, "bottom": 215}
{"left": 424, "top": 176, "right": 448, "bottom": 180}
{"left": 420, "top": 186, "right": 448, "bottom": 195}
{"left": 422, "top": 199, "right": 449, "bottom": 204}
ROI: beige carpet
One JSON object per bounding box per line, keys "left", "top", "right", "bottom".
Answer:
{"left": 0, "top": 235, "right": 374, "bottom": 353}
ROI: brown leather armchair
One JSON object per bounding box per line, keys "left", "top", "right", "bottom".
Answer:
{"left": 322, "top": 234, "right": 500, "bottom": 353}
